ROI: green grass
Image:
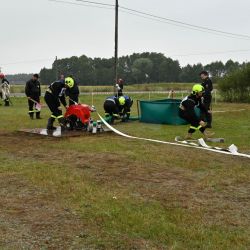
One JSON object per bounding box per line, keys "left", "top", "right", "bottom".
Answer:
{"left": 10, "top": 82, "right": 218, "bottom": 94}
{"left": 0, "top": 94, "right": 249, "bottom": 249}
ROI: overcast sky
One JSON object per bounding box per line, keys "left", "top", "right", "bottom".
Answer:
{"left": 1, "top": 0, "right": 250, "bottom": 74}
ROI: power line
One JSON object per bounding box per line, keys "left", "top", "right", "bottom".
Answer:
{"left": 119, "top": 5, "right": 250, "bottom": 40}
{"left": 51, "top": 0, "right": 250, "bottom": 40}
{"left": 119, "top": 9, "right": 250, "bottom": 41}
{"left": 49, "top": 0, "right": 114, "bottom": 10}
{"left": 169, "top": 49, "right": 250, "bottom": 57}
{"left": 75, "top": 0, "right": 114, "bottom": 7}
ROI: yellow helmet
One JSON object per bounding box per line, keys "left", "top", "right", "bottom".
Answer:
{"left": 65, "top": 77, "right": 74, "bottom": 88}
{"left": 192, "top": 84, "right": 204, "bottom": 94}
{"left": 118, "top": 96, "right": 126, "bottom": 105}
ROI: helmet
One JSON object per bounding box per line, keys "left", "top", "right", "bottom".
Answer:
{"left": 118, "top": 96, "right": 125, "bottom": 105}
{"left": 0, "top": 73, "right": 5, "bottom": 79}
{"left": 192, "top": 84, "right": 204, "bottom": 94}
{"left": 118, "top": 78, "right": 124, "bottom": 84}
{"left": 65, "top": 77, "right": 74, "bottom": 88}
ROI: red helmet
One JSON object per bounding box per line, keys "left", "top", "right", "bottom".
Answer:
{"left": 118, "top": 78, "right": 124, "bottom": 84}
{"left": 0, "top": 73, "right": 5, "bottom": 79}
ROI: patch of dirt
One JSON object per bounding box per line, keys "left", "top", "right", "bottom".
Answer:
{"left": 0, "top": 175, "right": 91, "bottom": 249}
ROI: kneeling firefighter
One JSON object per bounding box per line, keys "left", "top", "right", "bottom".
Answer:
{"left": 119, "top": 95, "right": 133, "bottom": 122}
{"left": 179, "top": 84, "right": 213, "bottom": 139}
{"left": 44, "top": 77, "right": 74, "bottom": 130}
{"left": 103, "top": 95, "right": 126, "bottom": 123}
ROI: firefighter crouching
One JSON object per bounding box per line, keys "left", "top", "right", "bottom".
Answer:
{"left": 65, "top": 76, "right": 80, "bottom": 105}
{"left": 119, "top": 95, "right": 133, "bottom": 122}
{"left": 179, "top": 84, "right": 213, "bottom": 139}
{"left": 103, "top": 95, "right": 126, "bottom": 124}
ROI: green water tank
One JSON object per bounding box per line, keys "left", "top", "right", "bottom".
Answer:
{"left": 139, "top": 98, "right": 199, "bottom": 125}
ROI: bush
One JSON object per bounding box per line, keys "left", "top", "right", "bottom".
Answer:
{"left": 218, "top": 64, "right": 250, "bottom": 102}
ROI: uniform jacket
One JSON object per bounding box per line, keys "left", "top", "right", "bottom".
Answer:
{"left": 25, "top": 79, "right": 41, "bottom": 97}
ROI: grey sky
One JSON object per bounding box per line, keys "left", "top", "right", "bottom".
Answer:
{"left": 1, "top": 0, "right": 250, "bottom": 74}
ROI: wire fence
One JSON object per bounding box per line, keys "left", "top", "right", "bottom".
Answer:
{"left": 10, "top": 89, "right": 219, "bottom": 102}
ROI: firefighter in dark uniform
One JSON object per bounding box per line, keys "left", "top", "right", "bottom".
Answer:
{"left": 103, "top": 95, "right": 125, "bottom": 124}
{"left": 119, "top": 95, "right": 133, "bottom": 122}
{"left": 200, "top": 71, "right": 213, "bottom": 128}
{"left": 115, "top": 78, "right": 124, "bottom": 97}
{"left": 25, "top": 74, "right": 41, "bottom": 119}
{"left": 65, "top": 76, "right": 80, "bottom": 105}
{"left": 0, "top": 73, "right": 10, "bottom": 106}
{"left": 44, "top": 78, "right": 73, "bottom": 130}
{"left": 179, "top": 84, "right": 213, "bottom": 139}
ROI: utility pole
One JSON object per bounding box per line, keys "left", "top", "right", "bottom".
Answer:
{"left": 114, "top": 0, "right": 119, "bottom": 88}
{"left": 55, "top": 56, "right": 58, "bottom": 80}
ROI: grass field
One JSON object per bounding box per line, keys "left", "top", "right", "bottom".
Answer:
{"left": 10, "top": 82, "right": 218, "bottom": 94}
{"left": 0, "top": 94, "right": 249, "bottom": 249}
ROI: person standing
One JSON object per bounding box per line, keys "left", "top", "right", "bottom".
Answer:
{"left": 59, "top": 74, "right": 65, "bottom": 83}
{"left": 0, "top": 73, "right": 11, "bottom": 106}
{"left": 25, "top": 74, "right": 41, "bottom": 119}
{"left": 200, "top": 71, "right": 213, "bottom": 128}
{"left": 115, "top": 78, "right": 124, "bottom": 97}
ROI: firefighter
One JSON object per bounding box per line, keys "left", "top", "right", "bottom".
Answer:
{"left": 115, "top": 78, "right": 124, "bottom": 97}
{"left": 103, "top": 95, "right": 125, "bottom": 124}
{"left": 44, "top": 77, "right": 73, "bottom": 130}
{"left": 119, "top": 95, "right": 133, "bottom": 122}
{"left": 25, "top": 74, "right": 41, "bottom": 119}
{"left": 200, "top": 71, "right": 213, "bottom": 128}
{"left": 179, "top": 84, "right": 213, "bottom": 139}
{"left": 65, "top": 76, "right": 79, "bottom": 105}
{"left": 59, "top": 74, "right": 65, "bottom": 83}
{"left": 0, "top": 73, "right": 11, "bottom": 106}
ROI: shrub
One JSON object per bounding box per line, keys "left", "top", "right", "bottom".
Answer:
{"left": 218, "top": 64, "right": 250, "bottom": 102}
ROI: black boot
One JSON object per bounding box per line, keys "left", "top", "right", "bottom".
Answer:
{"left": 47, "top": 117, "right": 56, "bottom": 130}
{"left": 205, "top": 113, "right": 212, "bottom": 128}
{"left": 58, "top": 117, "right": 67, "bottom": 131}
{"left": 4, "top": 100, "right": 10, "bottom": 106}
{"left": 29, "top": 112, "right": 34, "bottom": 120}
{"left": 36, "top": 112, "right": 42, "bottom": 119}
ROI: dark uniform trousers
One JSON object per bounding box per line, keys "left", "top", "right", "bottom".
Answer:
{"left": 28, "top": 95, "right": 40, "bottom": 119}
{"left": 201, "top": 94, "right": 212, "bottom": 126}
{"left": 44, "top": 91, "right": 65, "bottom": 129}
{"left": 179, "top": 109, "right": 206, "bottom": 134}
{"left": 103, "top": 100, "right": 119, "bottom": 123}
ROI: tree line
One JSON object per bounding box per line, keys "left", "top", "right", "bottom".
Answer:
{"left": 39, "top": 52, "right": 246, "bottom": 85}
{"left": 5, "top": 73, "right": 33, "bottom": 84}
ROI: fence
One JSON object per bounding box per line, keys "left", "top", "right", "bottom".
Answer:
{"left": 10, "top": 90, "right": 219, "bottom": 105}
